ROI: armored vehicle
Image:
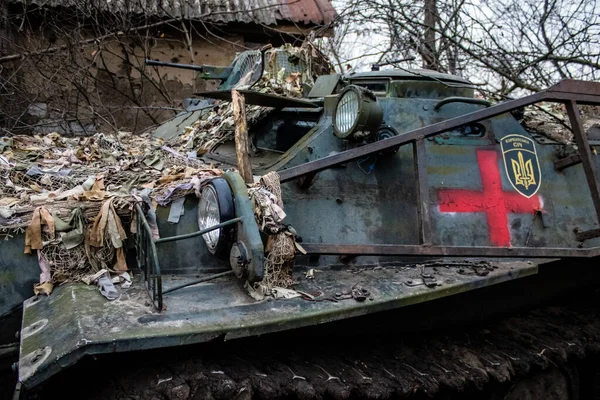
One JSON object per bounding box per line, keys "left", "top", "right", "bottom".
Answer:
{"left": 4, "top": 47, "right": 600, "bottom": 398}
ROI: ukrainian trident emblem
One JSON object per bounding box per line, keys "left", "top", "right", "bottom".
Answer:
{"left": 500, "top": 134, "right": 542, "bottom": 198}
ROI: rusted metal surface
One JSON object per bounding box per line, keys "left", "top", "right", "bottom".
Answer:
{"left": 575, "top": 228, "right": 600, "bottom": 242}
{"left": 7, "top": 0, "right": 337, "bottom": 26}
{"left": 548, "top": 79, "right": 600, "bottom": 96}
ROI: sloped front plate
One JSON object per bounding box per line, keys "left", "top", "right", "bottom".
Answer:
{"left": 19, "top": 261, "right": 537, "bottom": 388}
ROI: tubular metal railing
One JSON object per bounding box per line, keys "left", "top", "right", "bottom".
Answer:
{"left": 279, "top": 79, "right": 600, "bottom": 259}
{"left": 134, "top": 203, "right": 241, "bottom": 310}
{"left": 135, "top": 203, "right": 163, "bottom": 310}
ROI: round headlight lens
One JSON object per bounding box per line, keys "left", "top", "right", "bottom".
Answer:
{"left": 334, "top": 89, "right": 359, "bottom": 136}
{"left": 332, "top": 85, "right": 383, "bottom": 140}
{"left": 198, "top": 184, "right": 221, "bottom": 253}
{"left": 197, "top": 178, "right": 236, "bottom": 256}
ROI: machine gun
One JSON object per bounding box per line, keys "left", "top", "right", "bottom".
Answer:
{"left": 145, "top": 49, "right": 264, "bottom": 91}
{"left": 145, "top": 59, "right": 233, "bottom": 82}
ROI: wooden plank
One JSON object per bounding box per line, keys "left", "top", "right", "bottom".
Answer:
{"left": 232, "top": 89, "right": 253, "bottom": 183}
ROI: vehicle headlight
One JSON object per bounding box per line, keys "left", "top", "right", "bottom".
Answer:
{"left": 333, "top": 85, "right": 383, "bottom": 140}
{"left": 197, "top": 178, "right": 235, "bottom": 255}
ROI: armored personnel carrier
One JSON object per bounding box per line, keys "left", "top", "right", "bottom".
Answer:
{"left": 3, "top": 47, "right": 600, "bottom": 398}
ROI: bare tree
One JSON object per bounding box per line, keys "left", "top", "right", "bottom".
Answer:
{"left": 319, "top": 0, "right": 600, "bottom": 96}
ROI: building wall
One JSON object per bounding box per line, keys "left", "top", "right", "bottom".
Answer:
{"left": 1, "top": 27, "right": 244, "bottom": 134}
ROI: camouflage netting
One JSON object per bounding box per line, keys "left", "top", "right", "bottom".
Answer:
{"left": 0, "top": 130, "right": 298, "bottom": 296}
{"left": 166, "top": 42, "right": 326, "bottom": 156}
{"left": 0, "top": 43, "right": 329, "bottom": 297}
{"left": 1, "top": 131, "right": 228, "bottom": 295}
{"left": 521, "top": 104, "right": 600, "bottom": 144}
{"left": 249, "top": 172, "right": 296, "bottom": 292}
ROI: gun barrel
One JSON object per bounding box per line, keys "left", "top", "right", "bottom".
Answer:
{"left": 145, "top": 59, "right": 204, "bottom": 72}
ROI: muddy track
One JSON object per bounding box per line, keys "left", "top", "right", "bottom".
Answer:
{"left": 26, "top": 291, "right": 600, "bottom": 400}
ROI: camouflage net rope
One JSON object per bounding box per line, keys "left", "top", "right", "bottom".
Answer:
{"left": 39, "top": 235, "right": 88, "bottom": 283}
{"left": 85, "top": 237, "right": 118, "bottom": 273}
{"left": 260, "top": 170, "right": 283, "bottom": 208}
{"left": 262, "top": 232, "right": 295, "bottom": 289}
{"left": 34, "top": 199, "right": 132, "bottom": 286}
{"left": 251, "top": 172, "right": 295, "bottom": 291}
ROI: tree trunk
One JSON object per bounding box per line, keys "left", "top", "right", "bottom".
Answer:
{"left": 422, "top": 0, "right": 439, "bottom": 70}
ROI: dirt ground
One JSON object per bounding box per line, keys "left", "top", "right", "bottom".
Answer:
{"left": 15, "top": 286, "right": 600, "bottom": 400}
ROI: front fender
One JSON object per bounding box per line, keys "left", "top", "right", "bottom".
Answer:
{"left": 222, "top": 172, "right": 264, "bottom": 282}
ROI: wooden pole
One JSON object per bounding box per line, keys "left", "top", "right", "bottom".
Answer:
{"left": 232, "top": 89, "right": 253, "bottom": 183}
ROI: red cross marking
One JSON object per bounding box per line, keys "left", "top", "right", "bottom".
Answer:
{"left": 438, "top": 150, "right": 542, "bottom": 247}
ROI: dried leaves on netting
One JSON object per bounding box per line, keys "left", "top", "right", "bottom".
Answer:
{"left": 1, "top": 129, "right": 226, "bottom": 288}
{"left": 521, "top": 104, "right": 600, "bottom": 144}
{"left": 262, "top": 233, "right": 295, "bottom": 289}
{"left": 249, "top": 172, "right": 296, "bottom": 290}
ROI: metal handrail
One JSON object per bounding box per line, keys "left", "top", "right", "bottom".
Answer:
{"left": 135, "top": 203, "right": 163, "bottom": 310}
{"left": 154, "top": 217, "right": 242, "bottom": 244}
{"left": 433, "top": 96, "right": 491, "bottom": 111}
{"left": 134, "top": 203, "right": 244, "bottom": 310}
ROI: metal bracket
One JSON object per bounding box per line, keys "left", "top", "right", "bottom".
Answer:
{"left": 555, "top": 154, "right": 582, "bottom": 171}
{"left": 222, "top": 172, "right": 264, "bottom": 283}
{"left": 135, "top": 203, "right": 163, "bottom": 311}
{"left": 575, "top": 228, "right": 600, "bottom": 242}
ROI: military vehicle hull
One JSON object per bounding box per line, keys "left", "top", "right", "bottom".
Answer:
{"left": 7, "top": 72, "right": 600, "bottom": 398}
